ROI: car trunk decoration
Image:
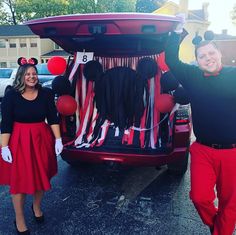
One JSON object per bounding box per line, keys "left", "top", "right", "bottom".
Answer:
{"left": 25, "top": 13, "right": 191, "bottom": 174}
{"left": 55, "top": 54, "right": 178, "bottom": 150}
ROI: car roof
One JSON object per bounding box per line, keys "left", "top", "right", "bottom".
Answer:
{"left": 0, "top": 68, "right": 17, "bottom": 70}
{"left": 25, "top": 13, "right": 181, "bottom": 56}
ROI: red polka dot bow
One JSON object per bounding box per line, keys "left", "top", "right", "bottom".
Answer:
{"left": 17, "top": 57, "right": 38, "bottom": 66}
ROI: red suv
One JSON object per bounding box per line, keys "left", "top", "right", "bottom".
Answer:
{"left": 26, "top": 13, "right": 191, "bottom": 175}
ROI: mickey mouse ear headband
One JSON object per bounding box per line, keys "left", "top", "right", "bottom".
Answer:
{"left": 192, "top": 30, "right": 215, "bottom": 46}
{"left": 17, "top": 57, "right": 38, "bottom": 66}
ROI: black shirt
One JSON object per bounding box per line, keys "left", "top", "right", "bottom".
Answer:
{"left": 165, "top": 33, "right": 236, "bottom": 144}
{"left": 1, "top": 87, "right": 59, "bottom": 133}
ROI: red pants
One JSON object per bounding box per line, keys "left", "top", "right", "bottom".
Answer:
{"left": 189, "top": 142, "right": 236, "bottom": 235}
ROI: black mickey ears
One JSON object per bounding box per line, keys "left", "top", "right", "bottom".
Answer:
{"left": 192, "top": 35, "right": 202, "bottom": 46}
{"left": 204, "top": 30, "right": 215, "bottom": 40}
{"left": 192, "top": 30, "right": 215, "bottom": 46}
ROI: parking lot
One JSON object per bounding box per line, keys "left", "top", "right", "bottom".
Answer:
{"left": 0, "top": 154, "right": 213, "bottom": 235}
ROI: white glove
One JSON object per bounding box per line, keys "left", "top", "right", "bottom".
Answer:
{"left": 55, "top": 138, "right": 63, "bottom": 156}
{"left": 1, "top": 146, "right": 13, "bottom": 163}
{"left": 174, "top": 13, "right": 186, "bottom": 34}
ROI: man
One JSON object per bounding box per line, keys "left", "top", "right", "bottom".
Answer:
{"left": 165, "top": 15, "right": 236, "bottom": 235}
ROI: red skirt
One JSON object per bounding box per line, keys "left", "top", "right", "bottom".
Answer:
{"left": 0, "top": 122, "right": 57, "bottom": 194}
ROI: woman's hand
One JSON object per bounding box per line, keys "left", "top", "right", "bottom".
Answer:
{"left": 1, "top": 146, "right": 13, "bottom": 163}
{"left": 55, "top": 138, "right": 63, "bottom": 156}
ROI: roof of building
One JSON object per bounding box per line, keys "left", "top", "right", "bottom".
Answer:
{"left": 42, "top": 50, "right": 71, "bottom": 57}
{"left": 188, "top": 10, "right": 205, "bottom": 21}
{"left": 0, "top": 25, "right": 36, "bottom": 37}
{"left": 214, "top": 31, "right": 236, "bottom": 40}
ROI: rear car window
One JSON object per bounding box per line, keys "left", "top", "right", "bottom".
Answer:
{"left": 0, "top": 69, "right": 13, "bottom": 79}
{"left": 36, "top": 64, "right": 51, "bottom": 75}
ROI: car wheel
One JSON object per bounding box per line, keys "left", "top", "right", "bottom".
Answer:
{"left": 167, "top": 149, "right": 189, "bottom": 176}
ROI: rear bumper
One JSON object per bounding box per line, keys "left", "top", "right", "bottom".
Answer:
{"left": 61, "top": 146, "right": 188, "bottom": 167}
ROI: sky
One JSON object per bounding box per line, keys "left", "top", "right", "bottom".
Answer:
{"left": 172, "top": 0, "right": 236, "bottom": 35}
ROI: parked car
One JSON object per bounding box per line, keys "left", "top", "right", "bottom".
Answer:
{"left": 0, "top": 68, "right": 17, "bottom": 98}
{"left": 26, "top": 13, "right": 191, "bottom": 175}
{"left": 36, "top": 63, "right": 55, "bottom": 84}
{"left": 42, "top": 79, "right": 53, "bottom": 89}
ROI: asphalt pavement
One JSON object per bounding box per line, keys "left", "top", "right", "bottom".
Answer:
{"left": 0, "top": 156, "right": 214, "bottom": 235}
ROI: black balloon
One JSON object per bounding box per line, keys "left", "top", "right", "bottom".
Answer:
{"left": 173, "top": 86, "right": 190, "bottom": 105}
{"left": 83, "top": 60, "right": 103, "bottom": 81}
{"left": 160, "top": 71, "right": 179, "bottom": 92}
{"left": 137, "top": 57, "right": 158, "bottom": 80}
{"left": 52, "top": 75, "right": 72, "bottom": 96}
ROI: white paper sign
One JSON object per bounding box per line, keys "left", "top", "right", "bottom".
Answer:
{"left": 76, "top": 51, "right": 94, "bottom": 64}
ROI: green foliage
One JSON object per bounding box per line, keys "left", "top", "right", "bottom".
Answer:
{"left": 0, "top": 0, "right": 137, "bottom": 24}
{"left": 0, "top": 0, "right": 17, "bottom": 25}
{"left": 136, "top": 0, "right": 166, "bottom": 13}
{"left": 231, "top": 4, "right": 236, "bottom": 26}
{"left": 15, "top": 0, "right": 68, "bottom": 21}
{"left": 93, "top": 0, "right": 136, "bottom": 13}
{"left": 0, "top": 9, "right": 11, "bottom": 24}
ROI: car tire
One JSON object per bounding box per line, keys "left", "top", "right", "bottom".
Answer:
{"left": 167, "top": 149, "right": 189, "bottom": 176}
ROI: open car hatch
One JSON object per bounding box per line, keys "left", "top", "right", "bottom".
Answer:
{"left": 25, "top": 13, "right": 181, "bottom": 56}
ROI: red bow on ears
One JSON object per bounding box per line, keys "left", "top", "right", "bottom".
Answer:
{"left": 17, "top": 57, "right": 38, "bottom": 66}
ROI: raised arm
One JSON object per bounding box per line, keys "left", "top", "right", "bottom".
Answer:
{"left": 165, "top": 15, "right": 198, "bottom": 86}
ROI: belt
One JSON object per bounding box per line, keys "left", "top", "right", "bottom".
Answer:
{"left": 196, "top": 140, "right": 236, "bottom": 149}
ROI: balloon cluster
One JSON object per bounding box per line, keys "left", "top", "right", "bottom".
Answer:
{"left": 135, "top": 56, "right": 190, "bottom": 114}
{"left": 159, "top": 70, "right": 190, "bottom": 113}
{"left": 47, "top": 56, "right": 77, "bottom": 116}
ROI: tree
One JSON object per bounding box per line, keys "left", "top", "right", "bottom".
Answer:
{"left": 15, "top": 0, "right": 69, "bottom": 21}
{"left": 94, "top": 0, "right": 136, "bottom": 13}
{"left": 0, "top": 0, "right": 17, "bottom": 25}
{"left": 0, "top": 0, "right": 137, "bottom": 25}
{"left": 231, "top": 4, "right": 236, "bottom": 26}
{"left": 136, "top": 0, "right": 167, "bottom": 13}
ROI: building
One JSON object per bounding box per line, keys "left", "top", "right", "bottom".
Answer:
{"left": 0, "top": 25, "right": 70, "bottom": 68}
{"left": 153, "top": 0, "right": 210, "bottom": 63}
{"left": 214, "top": 30, "right": 236, "bottom": 66}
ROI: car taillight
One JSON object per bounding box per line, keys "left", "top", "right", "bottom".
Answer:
{"left": 175, "top": 104, "right": 191, "bottom": 125}
{"left": 175, "top": 119, "right": 189, "bottom": 124}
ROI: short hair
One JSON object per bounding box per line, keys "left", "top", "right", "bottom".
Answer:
{"left": 13, "top": 64, "right": 39, "bottom": 93}
{"left": 194, "top": 40, "right": 220, "bottom": 58}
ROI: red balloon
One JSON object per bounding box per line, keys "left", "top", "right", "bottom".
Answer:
{"left": 56, "top": 95, "right": 77, "bottom": 116}
{"left": 47, "top": 56, "right": 67, "bottom": 75}
{"left": 155, "top": 94, "right": 175, "bottom": 113}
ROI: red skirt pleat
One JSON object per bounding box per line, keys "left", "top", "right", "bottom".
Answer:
{"left": 0, "top": 122, "right": 57, "bottom": 194}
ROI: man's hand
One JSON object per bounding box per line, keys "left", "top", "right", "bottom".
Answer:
{"left": 1, "top": 146, "right": 13, "bottom": 163}
{"left": 55, "top": 138, "right": 63, "bottom": 156}
{"left": 174, "top": 13, "right": 186, "bottom": 34}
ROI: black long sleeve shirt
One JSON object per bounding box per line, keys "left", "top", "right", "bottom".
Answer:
{"left": 165, "top": 32, "right": 236, "bottom": 144}
{"left": 1, "top": 87, "right": 59, "bottom": 134}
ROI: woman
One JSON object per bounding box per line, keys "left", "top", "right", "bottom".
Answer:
{"left": 0, "top": 57, "right": 63, "bottom": 234}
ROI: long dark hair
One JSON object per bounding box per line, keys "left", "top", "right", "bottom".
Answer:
{"left": 13, "top": 64, "right": 40, "bottom": 93}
